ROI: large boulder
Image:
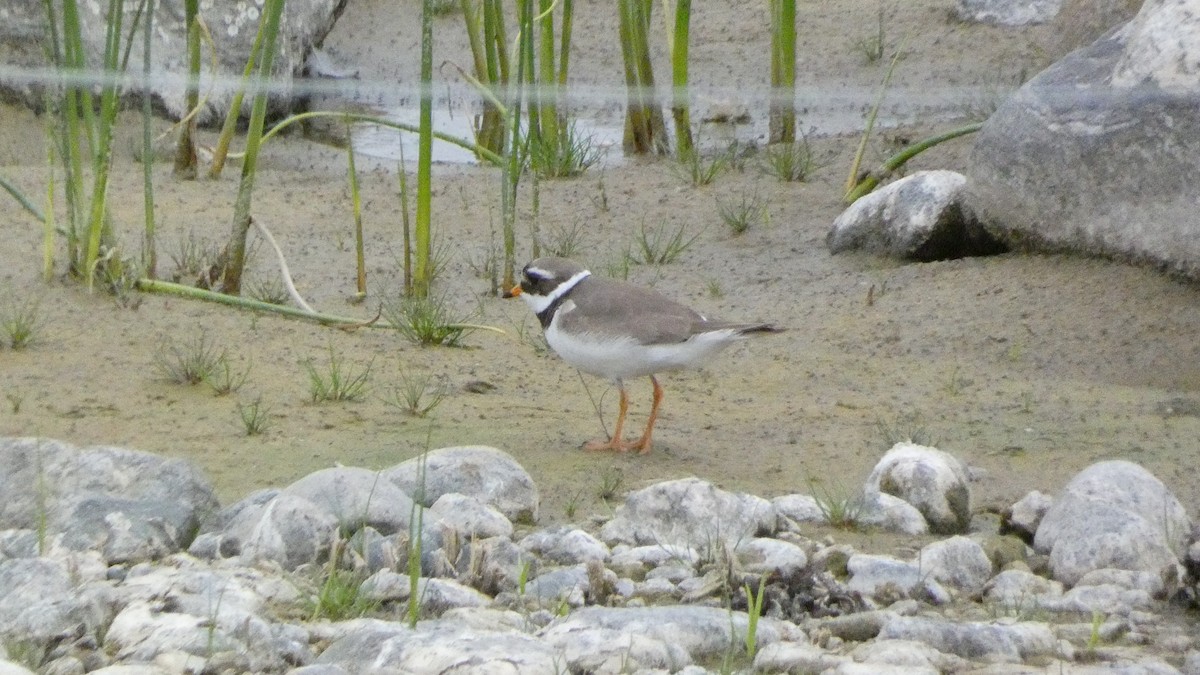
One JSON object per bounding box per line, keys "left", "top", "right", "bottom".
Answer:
{"left": 827, "top": 170, "right": 1006, "bottom": 262}
{"left": 966, "top": 0, "right": 1200, "bottom": 278}
{"left": 1033, "top": 460, "right": 1192, "bottom": 586}
{"left": 0, "top": 0, "right": 347, "bottom": 122}
{"left": 384, "top": 446, "right": 539, "bottom": 524}
{"left": 0, "top": 437, "right": 219, "bottom": 563}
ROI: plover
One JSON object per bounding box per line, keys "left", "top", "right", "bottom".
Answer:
{"left": 505, "top": 256, "right": 780, "bottom": 454}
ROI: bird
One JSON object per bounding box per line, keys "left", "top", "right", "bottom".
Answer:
{"left": 504, "top": 256, "right": 781, "bottom": 454}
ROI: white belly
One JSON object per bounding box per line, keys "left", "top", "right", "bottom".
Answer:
{"left": 545, "top": 319, "right": 743, "bottom": 381}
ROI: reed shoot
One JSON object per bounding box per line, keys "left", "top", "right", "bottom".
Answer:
{"left": 218, "top": 0, "right": 287, "bottom": 295}
{"left": 769, "top": 0, "right": 797, "bottom": 144}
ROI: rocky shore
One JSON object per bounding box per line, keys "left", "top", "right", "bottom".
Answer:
{"left": 0, "top": 436, "right": 1196, "bottom": 674}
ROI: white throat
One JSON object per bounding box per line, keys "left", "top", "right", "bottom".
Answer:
{"left": 522, "top": 269, "right": 591, "bottom": 314}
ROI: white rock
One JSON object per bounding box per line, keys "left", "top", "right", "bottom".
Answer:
{"left": 828, "top": 170, "right": 1004, "bottom": 261}
{"left": 519, "top": 527, "right": 610, "bottom": 564}
{"left": 599, "top": 477, "right": 775, "bottom": 549}
{"left": 429, "top": 493, "right": 513, "bottom": 539}
{"left": 866, "top": 443, "right": 972, "bottom": 534}
{"left": 918, "top": 536, "right": 995, "bottom": 594}
{"left": 737, "top": 537, "right": 808, "bottom": 578}
{"left": 957, "top": 0, "right": 1062, "bottom": 25}
{"left": 284, "top": 466, "right": 415, "bottom": 535}
{"left": 1033, "top": 460, "right": 1191, "bottom": 586}
{"left": 385, "top": 446, "right": 539, "bottom": 523}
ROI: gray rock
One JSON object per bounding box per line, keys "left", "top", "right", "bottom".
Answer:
{"left": 1004, "top": 490, "right": 1053, "bottom": 542}
{"left": 385, "top": 446, "right": 539, "bottom": 524}
{"left": 453, "top": 536, "right": 528, "bottom": 596}
{"left": 918, "top": 536, "right": 995, "bottom": 594}
{"left": 523, "top": 565, "right": 590, "bottom": 608}
{"left": 540, "top": 623, "right": 690, "bottom": 672}
{"left": 609, "top": 543, "right": 699, "bottom": 574}
{"left": 866, "top": 443, "right": 972, "bottom": 535}
{"left": 957, "top": 0, "right": 1062, "bottom": 25}
{"left": 737, "top": 537, "right": 808, "bottom": 578}
{"left": 360, "top": 573, "right": 490, "bottom": 616}
{"left": 878, "top": 616, "right": 1058, "bottom": 663}
{"left": 856, "top": 490, "right": 930, "bottom": 535}
{"left": 0, "top": 557, "right": 110, "bottom": 647}
{"left": 1033, "top": 460, "right": 1191, "bottom": 586}
{"left": 851, "top": 638, "right": 972, "bottom": 672}
{"left": 222, "top": 493, "right": 339, "bottom": 570}
{"left": 754, "top": 641, "right": 847, "bottom": 674}
{"left": 518, "top": 527, "right": 610, "bottom": 565}
{"left": 982, "top": 568, "right": 1064, "bottom": 606}
{"left": 1184, "top": 649, "right": 1200, "bottom": 675}
{"left": 845, "top": 553, "right": 949, "bottom": 605}
{"left": 828, "top": 170, "right": 1004, "bottom": 261}
{"left": 0, "top": 0, "right": 343, "bottom": 123}
{"left": 967, "top": 0, "right": 1200, "bottom": 279}
{"left": 284, "top": 466, "right": 415, "bottom": 535}
{"left": 773, "top": 494, "right": 826, "bottom": 530}
{"left": 105, "top": 563, "right": 307, "bottom": 672}
{"left": 1041, "top": 581, "right": 1155, "bottom": 614}
{"left": 598, "top": 477, "right": 775, "bottom": 549}
{"left": 0, "top": 438, "right": 218, "bottom": 564}
{"left": 539, "top": 605, "right": 799, "bottom": 666}
{"left": 315, "top": 625, "right": 561, "bottom": 674}
{"left": 429, "top": 493, "right": 513, "bottom": 540}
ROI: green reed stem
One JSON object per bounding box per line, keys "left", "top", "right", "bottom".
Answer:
{"left": 412, "top": 0, "right": 435, "bottom": 298}
{"left": 138, "top": 279, "right": 368, "bottom": 324}
{"left": 536, "top": 0, "right": 559, "bottom": 159}
{"left": 769, "top": 0, "right": 796, "bottom": 144}
{"left": 669, "top": 0, "right": 693, "bottom": 157}
{"left": 82, "top": 0, "right": 129, "bottom": 291}
{"left": 845, "top": 35, "right": 906, "bottom": 196}
{"left": 497, "top": 0, "right": 531, "bottom": 291}
{"left": 141, "top": 0, "right": 158, "bottom": 278}
{"left": 209, "top": 9, "right": 267, "bottom": 179}
{"left": 173, "top": 0, "right": 200, "bottom": 178}
{"left": 844, "top": 122, "right": 982, "bottom": 203}
{"left": 346, "top": 120, "right": 366, "bottom": 299}
{"left": 618, "top": 0, "right": 666, "bottom": 154}
{"left": 219, "top": 0, "right": 286, "bottom": 295}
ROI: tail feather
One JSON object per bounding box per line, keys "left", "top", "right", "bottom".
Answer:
{"left": 737, "top": 323, "right": 784, "bottom": 336}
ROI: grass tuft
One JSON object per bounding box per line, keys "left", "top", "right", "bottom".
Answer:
{"left": 528, "top": 121, "right": 607, "bottom": 179}
{"left": 0, "top": 297, "right": 42, "bottom": 349}
{"left": 541, "top": 220, "right": 587, "bottom": 259}
{"left": 854, "top": 2, "right": 888, "bottom": 64}
{"left": 597, "top": 467, "right": 624, "bottom": 502}
{"left": 875, "top": 414, "right": 936, "bottom": 449}
{"left": 236, "top": 396, "right": 271, "bottom": 435}
{"left": 633, "top": 219, "right": 702, "bottom": 264}
{"left": 306, "top": 539, "right": 380, "bottom": 620}
{"left": 206, "top": 357, "right": 250, "bottom": 396}
{"left": 385, "top": 294, "right": 478, "bottom": 347}
{"left": 761, "top": 132, "right": 824, "bottom": 182}
{"left": 809, "top": 480, "right": 866, "bottom": 530}
{"left": 717, "top": 191, "right": 768, "bottom": 236}
{"left": 155, "top": 332, "right": 226, "bottom": 385}
{"left": 303, "top": 343, "right": 372, "bottom": 402}
{"left": 384, "top": 367, "right": 449, "bottom": 418}
{"left": 248, "top": 277, "right": 289, "bottom": 305}
{"left": 671, "top": 147, "right": 729, "bottom": 186}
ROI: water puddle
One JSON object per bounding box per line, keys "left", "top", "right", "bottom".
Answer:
{"left": 338, "top": 84, "right": 1003, "bottom": 166}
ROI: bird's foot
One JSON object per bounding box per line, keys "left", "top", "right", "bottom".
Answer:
{"left": 581, "top": 436, "right": 652, "bottom": 455}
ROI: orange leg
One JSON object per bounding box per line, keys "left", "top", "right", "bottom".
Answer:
{"left": 583, "top": 381, "right": 633, "bottom": 452}
{"left": 628, "top": 376, "right": 663, "bottom": 455}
